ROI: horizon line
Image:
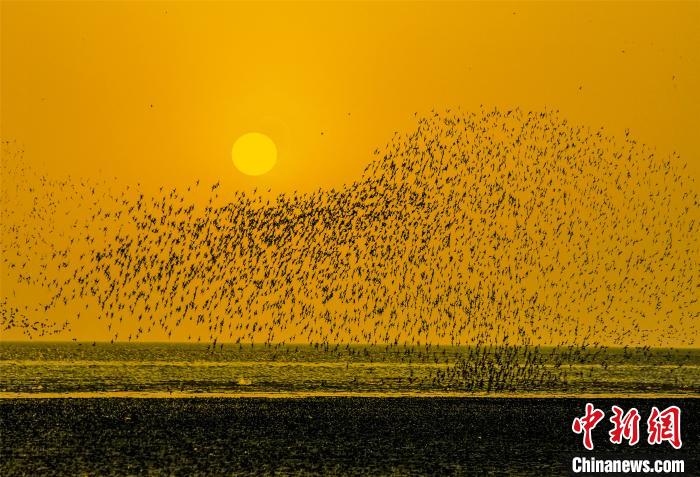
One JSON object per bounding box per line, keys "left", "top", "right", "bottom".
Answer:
{"left": 1, "top": 391, "right": 698, "bottom": 400}
{"left": 2, "top": 340, "right": 699, "bottom": 350}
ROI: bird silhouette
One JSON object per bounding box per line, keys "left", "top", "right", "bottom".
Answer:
{"left": 1, "top": 107, "right": 698, "bottom": 392}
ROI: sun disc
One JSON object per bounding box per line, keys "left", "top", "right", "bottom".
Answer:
{"left": 232, "top": 132, "right": 277, "bottom": 176}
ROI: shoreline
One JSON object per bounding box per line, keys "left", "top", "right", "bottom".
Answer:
{"left": 1, "top": 391, "right": 698, "bottom": 399}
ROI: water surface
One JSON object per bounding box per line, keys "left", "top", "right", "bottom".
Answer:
{"left": 1, "top": 343, "right": 698, "bottom": 396}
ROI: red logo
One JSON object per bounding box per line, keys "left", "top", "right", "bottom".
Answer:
{"left": 609, "top": 406, "right": 640, "bottom": 446}
{"left": 647, "top": 406, "right": 682, "bottom": 450}
{"left": 572, "top": 403, "right": 606, "bottom": 450}
{"left": 573, "top": 404, "right": 682, "bottom": 450}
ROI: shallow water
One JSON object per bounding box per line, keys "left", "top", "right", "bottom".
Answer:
{"left": 1, "top": 344, "right": 698, "bottom": 475}
{"left": 1, "top": 343, "right": 699, "bottom": 396}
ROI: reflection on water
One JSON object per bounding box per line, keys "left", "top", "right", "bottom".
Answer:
{"left": 1, "top": 343, "right": 698, "bottom": 396}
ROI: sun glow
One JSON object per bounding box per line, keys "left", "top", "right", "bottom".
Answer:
{"left": 232, "top": 133, "right": 277, "bottom": 176}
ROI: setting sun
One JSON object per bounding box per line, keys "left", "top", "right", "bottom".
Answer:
{"left": 232, "top": 132, "right": 277, "bottom": 176}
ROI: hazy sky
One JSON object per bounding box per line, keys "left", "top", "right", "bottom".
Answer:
{"left": 3, "top": 1, "right": 699, "bottom": 194}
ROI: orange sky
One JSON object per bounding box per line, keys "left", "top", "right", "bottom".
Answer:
{"left": 1, "top": 1, "right": 699, "bottom": 343}
{"left": 2, "top": 1, "right": 699, "bottom": 193}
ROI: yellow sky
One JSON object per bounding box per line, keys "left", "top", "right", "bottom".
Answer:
{"left": 1, "top": 1, "right": 699, "bottom": 344}
{"left": 2, "top": 1, "right": 699, "bottom": 194}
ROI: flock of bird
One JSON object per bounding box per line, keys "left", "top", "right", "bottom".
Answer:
{"left": 1, "top": 108, "right": 698, "bottom": 390}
